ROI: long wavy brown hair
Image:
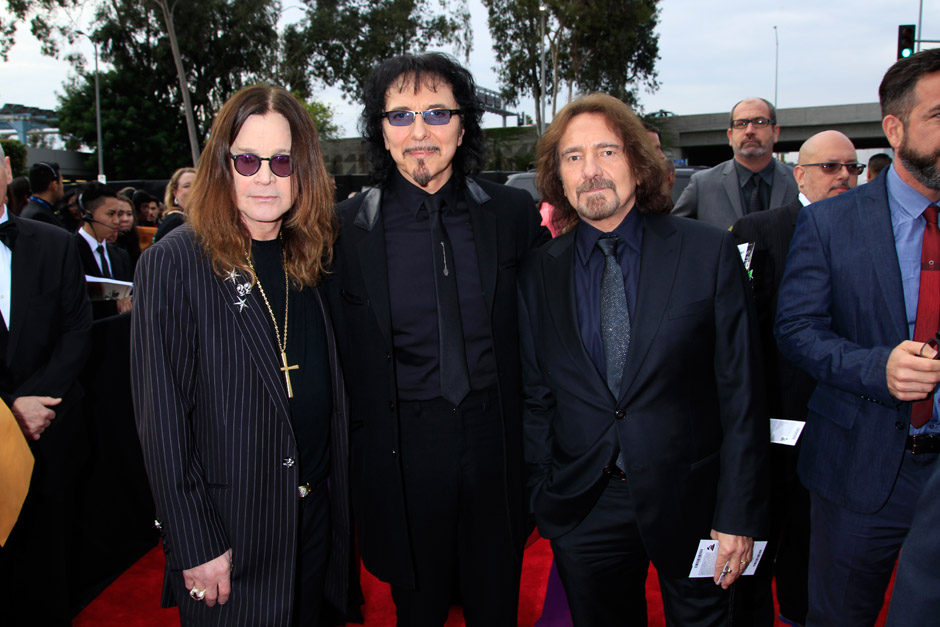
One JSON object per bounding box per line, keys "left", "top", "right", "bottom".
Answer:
{"left": 188, "top": 84, "right": 336, "bottom": 287}
{"left": 536, "top": 93, "right": 671, "bottom": 235}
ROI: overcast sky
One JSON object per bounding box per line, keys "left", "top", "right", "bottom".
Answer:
{"left": 0, "top": 0, "right": 936, "bottom": 138}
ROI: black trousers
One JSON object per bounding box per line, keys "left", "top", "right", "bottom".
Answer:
{"left": 550, "top": 478, "right": 731, "bottom": 627}
{"left": 732, "top": 443, "right": 810, "bottom": 626}
{"left": 391, "top": 387, "right": 521, "bottom": 627}
{"left": 294, "top": 480, "right": 331, "bottom": 627}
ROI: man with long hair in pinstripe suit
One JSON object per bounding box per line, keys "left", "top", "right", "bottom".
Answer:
{"left": 131, "top": 85, "right": 349, "bottom": 627}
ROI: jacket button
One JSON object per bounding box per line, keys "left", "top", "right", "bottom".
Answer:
{"left": 389, "top": 402, "right": 396, "bottom": 411}
{"left": 615, "top": 409, "right": 626, "bottom": 419}
{"left": 895, "top": 421, "right": 904, "bottom": 431}
{"left": 386, "top": 353, "right": 392, "bottom": 361}
{"left": 282, "top": 457, "right": 296, "bottom": 468}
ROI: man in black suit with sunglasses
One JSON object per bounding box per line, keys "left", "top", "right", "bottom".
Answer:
{"left": 326, "top": 53, "right": 546, "bottom": 626}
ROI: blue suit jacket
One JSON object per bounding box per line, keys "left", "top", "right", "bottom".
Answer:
{"left": 775, "top": 173, "right": 910, "bottom": 514}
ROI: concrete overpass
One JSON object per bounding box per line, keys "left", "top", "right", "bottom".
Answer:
{"left": 664, "top": 102, "right": 889, "bottom": 167}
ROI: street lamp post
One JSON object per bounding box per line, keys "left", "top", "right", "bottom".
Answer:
{"left": 77, "top": 31, "right": 105, "bottom": 182}
{"left": 539, "top": 4, "right": 547, "bottom": 135}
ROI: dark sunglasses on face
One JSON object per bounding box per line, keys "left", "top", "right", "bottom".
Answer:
{"left": 382, "top": 109, "right": 462, "bottom": 127}
{"left": 801, "top": 162, "right": 866, "bottom": 176}
{"left": 230, "top": 153, "right": 292, "bottom": 178}
{"left": 730, "top": 117, "right": 774, "bottom": 129}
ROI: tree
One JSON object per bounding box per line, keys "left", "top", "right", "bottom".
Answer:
{"left": 282, "top": 0, "right": 473, "bottom": 102}
{"left": 483, "top": 0, "right": 660, "bottom": 124}
{"left": 0, "top": 138, "right": 28, "bottom": 176}
{"left": 302, "top": 98, "right": 340, "bottom": 141}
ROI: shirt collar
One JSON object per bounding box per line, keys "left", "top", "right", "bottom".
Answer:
{"left": 575, "top": 206, "right": 642, "bottom": 267}
{"left": 389, "top": 168, "right": 460, "bottom": 219}
{"left": 887, "top": 162, "right": 936, "bottom": 222}
{"left": 0, "top": 205, "right": 8, "bottom": 225}
{"left": 798, "top": 192, "right": 811, "bottom": 207}
{"left": 78, "top": 226, "right": 104, "bottom": 249}
{"left": 735, "top": 159, "right": 776, "bottom": 189}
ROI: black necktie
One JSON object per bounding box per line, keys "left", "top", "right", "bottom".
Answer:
{"left": 598, "top": 234, "right": 629, "bottom": 473}
{"left": 747, "top": 174, "right": 764, "bottom": 214}
{"left": 96, "top": 244, "right": 112, "bottom": 279}
{"left": 0, "top": 220, "right": 18, "bottom": 251}
{"left": 425, "top": 195, "right": 470, "bottom": 406}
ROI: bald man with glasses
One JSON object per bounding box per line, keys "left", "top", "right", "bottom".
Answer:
{"left": 673, "top": 97, "right": 798, "bottom": 229}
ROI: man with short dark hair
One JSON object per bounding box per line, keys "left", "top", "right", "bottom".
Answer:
{"left": 73, "top": 182, "right": 132, "bottom": 318}
{"left": 775, "top": 47, "right": 940, "bottom": 625}
{"left": 326, "top": 52, "right": 545, "bottom": 626}
{"left": 522, "top": 93, "right": 768, "bottom": 626}
{"left": 673, "top": 97, "right": 798, "bottom": 229}
{"left": 21, "top": 161, "right": 66, "bottom": 229}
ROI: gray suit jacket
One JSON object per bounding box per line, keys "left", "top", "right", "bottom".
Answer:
{"left": 673, "top": 158, "right": 798, "bottom": 229}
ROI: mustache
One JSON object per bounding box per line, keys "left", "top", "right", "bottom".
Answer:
{"left": 576, "top": 177, "right": 615, "bottom": 194}
{"left": 404, "top": 145, "right": 440, "bottom": 156}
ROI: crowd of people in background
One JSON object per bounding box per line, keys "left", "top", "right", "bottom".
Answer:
{"left": 6, "top": 43, "right": 940, "bottom": 627}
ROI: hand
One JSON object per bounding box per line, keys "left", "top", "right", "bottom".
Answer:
{"left": 116, "top": 296, "right": 133, "bottom": 314}
{"left": 886, "top": 340, "right": 940, "bottom": 401}
{"left": 11, "top": 396, "right": 61, "bottom": 441}
{"left": 183, "top": 549, "right": 233, "bottom": 607}
{"left": 710, "top": 529, "right": 753, "bottom": 589}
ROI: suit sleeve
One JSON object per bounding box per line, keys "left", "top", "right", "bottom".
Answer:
{"left": 711, "top": 230, "right": 770, "bottom": 537}
{"left": 12, "top": 234, "right": 92, "bottom": 400}
{"left": 518, "top": 274, "right": 555, "bottom": 514}
{"left": 130, "top": 243, "right": 229, "bottom": 571}
{"left": 774, "top": 207, "right": 895, "bottom": 404}
{"left": 671, "top": 171, "right": 699, "bottom": 219}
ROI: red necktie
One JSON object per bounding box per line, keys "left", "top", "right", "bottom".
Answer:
{"left": 912, "top": 205, "right": 940, "bottom": 428}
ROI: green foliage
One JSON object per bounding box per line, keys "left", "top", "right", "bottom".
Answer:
{"left": 0, "top": 138, "right": 28, "bottom": 176}
{"left": 301, "top": 97, "right": 340, "bottom": 141}
{"left": 483, "top": 0, "right": 661, "bottom": 115}
{"left": 282, "top": 0, "right": 473, "bottom": 102}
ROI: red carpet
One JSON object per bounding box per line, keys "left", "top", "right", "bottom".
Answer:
{"left": 75, "top": 539, "right": 893, "bottom": 626}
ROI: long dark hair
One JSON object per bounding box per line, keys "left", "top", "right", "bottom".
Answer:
{"left": 359, "top": 52, "right": 486, "bottom": 187}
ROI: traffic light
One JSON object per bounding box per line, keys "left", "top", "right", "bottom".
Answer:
{"left": 898, "top": 24, "right": 916, "bottom": 60}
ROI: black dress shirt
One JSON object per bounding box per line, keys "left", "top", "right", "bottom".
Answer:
{"left": 574, "top": 208, "right": 642, "bottom": 379}
{"left": 252, "top": 237, "right": 331, "bottom": 486}
{"left": 383, "top": 170, "right": 497, "bottom": 400}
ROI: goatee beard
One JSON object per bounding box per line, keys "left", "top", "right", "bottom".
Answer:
{"left": 899, "top": 137, "right": 940, "bottom": 191}
{"left": 412, "top": 159, "right": 433, "bottom": 187}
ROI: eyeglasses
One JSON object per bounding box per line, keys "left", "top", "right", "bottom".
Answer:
{"left": 730, "top": 117, "right": 774, "bottom": 130}
{"left": 230, "top": 154, "right": 292, "bottom": 178}
{"left": 920, "top": 333, "right": 940, "bottom": 360}
{"left": 382, "top": 109, "right": 462, "bottom": 127}
{"left": 801, "top": 162, "right": 866, "bottom": 176}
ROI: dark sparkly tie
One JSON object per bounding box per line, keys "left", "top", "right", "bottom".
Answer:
{"left": 96, "top": 244, "right": 112, "bottom": 279}
{"left": 425, "top": 194, "right": 470, "bottom": 406}
{"left": 598, "top": 234, "right": 629, "bottom": 472}
{"left": 747, "top": 173, "right": 764, "bottom": 214}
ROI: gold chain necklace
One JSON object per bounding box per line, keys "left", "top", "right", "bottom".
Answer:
{"left": 245, "top": 243, "right": 298, "bottom": 398}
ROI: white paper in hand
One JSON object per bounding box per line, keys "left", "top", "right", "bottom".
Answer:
{"left": 688, "top": 539, "right": 768, "bottom": 578}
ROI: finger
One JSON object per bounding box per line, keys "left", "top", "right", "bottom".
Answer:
{"left": 203, "top": 584, "right": 219, "bottom": 607}
{"left": 217, "top": 573, "right": 232, "bottom": 605}
{"left": 39, "top": 396, "right": 62, "bottom": 406}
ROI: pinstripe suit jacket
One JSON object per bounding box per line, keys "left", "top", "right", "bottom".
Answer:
{"left": 131, "top": 226, "right": 349, "bottom": 626}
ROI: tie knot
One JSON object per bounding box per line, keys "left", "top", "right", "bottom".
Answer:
{"left": 423, "top": 195, "right": 444, "bottom": 216}
{"left": 925, "top": 205, "right": 939, "bottom": 225}
{"left": 596, "top": 234, "right": 621, "bottom": 257}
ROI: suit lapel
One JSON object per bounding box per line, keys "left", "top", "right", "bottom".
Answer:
{"left": 858, "top": 179, "right": 909, "bottom": 342}
{"left": 466, "top": 179, "right": 497, "bottom": 315}
{"left": 721, "top": 161, "right": 745, "bottom": 220}
{"left": 619, "top": 214, "right": 679, "bottom": 400}
{"left": 351, "top": 188, "right": 394, "bottom": 350}
{"left": 769, "top": 161, "right": 791, "bottom": 209}
{"left": 543, "top": 231, "right": 603, "bottom": 387}
{"left": 214, "top": 266, "right": 292, "bottom": 427}
{"left": 7, "top": 216, "right": 38, "bottom": 361}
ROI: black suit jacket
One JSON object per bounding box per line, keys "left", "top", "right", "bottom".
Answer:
{"left": 519, "top": 213, "right": 770, "bottom": 577}
{"left": 733, "top": 199, "right": 816, "bottom": 422}
{"left": 20, "top": 198, "right": 66, "bottom": 230}
{"left": 131, "top": 227, "right": 349, "bottom": 625}
{"left": 326, "top": 177, "right": 546, "bottom": 587}
{"left": 73, "top": 232, "right": 132, "bottom": 281}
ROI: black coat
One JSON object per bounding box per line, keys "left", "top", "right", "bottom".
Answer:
{"left": 326, "top": 177, "right": 546, "bottom": 587}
